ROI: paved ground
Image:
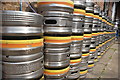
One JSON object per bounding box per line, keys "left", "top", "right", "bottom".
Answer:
{"left": 86, "top": 41, "right": 119, "bottom": 79}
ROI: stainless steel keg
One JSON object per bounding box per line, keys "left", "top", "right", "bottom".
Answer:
{"left": 68, "top": 0, "right": 85, "bottom": 79}
{"left": 44, "top": 52, "right": 70, "bottom": 69}
{"left": 38, "top": 0, "right": 74, "bottom": 79}
{"left": 2, "top": 11, "right": 44, "bottom": 80}
{"left": 80, "top": 1, "right": 94, "bottom": 78}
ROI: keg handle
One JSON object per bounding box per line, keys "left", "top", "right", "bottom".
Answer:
{"left": 44, "top": 19, "right": 57, "bottom": 25}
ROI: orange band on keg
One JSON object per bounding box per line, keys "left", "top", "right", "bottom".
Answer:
{"left": 92, "top": 33, "right": 98, "bottom": 36}
{"left": 83, "top": 34, "right": 92, "bottom": 38}
{"left": 45, "top": 39, "right": 71, "bottom": 43}
{"left": 72, "top": 38, "right": 83, "bottom": 40}
{"left": 93, "top": 15, "right": 99, "bottom": 19}
{"left": 85, "top": 13, "right": 93, "bottom": 17}
{"left": 90, "top": 49, "right": 96, "bottom": 52}
{"left": 1, "top": 39, "right": 43, "bottom": 48}
{"left": 96, "top": 46, "right": 99, "bottom": 49}
{"left": 1, "top": 42, "right": 43, "bottom": 48}
{"left": 44, "top": 67, "right": 70, "bottom": 75}
{"left": 70, "top": 58, "right": 82, "bottom": 64}
{"left": 38, "top": 2, "right": 74, "bottom": 8}
{"left": 99, "top": 17, "right": 102, "bottom": 20}
{"left": 71, "top": 36, "right": 83, "bottom": 41}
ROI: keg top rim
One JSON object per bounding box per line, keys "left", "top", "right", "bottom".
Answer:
{"left": 2, "top": 10, "right": 43, "bottom": 17}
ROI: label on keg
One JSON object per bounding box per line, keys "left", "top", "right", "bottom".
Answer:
{"left": 0, "top": 38, "right": 44, "bottom": 48}
{"left": 44, "top": 36, "right": 71, "bottom": 43}
{"left": 44, "top": 66, "right": 70, "bottom": 75}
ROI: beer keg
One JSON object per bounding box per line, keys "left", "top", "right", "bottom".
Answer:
{"left": 2, "top": 11, "right": 44, "bottom": 80}
{"left": 38, "top": 0, "right": 74, "bottom": 79}
{"left": 67, "top": 0, "right": 85, "bottom": 79}
{"left": 81, "top": 1, "right": 94, "bottom": 77}
{"left": 88, "top": 4, "right": 99, "bottom": 71}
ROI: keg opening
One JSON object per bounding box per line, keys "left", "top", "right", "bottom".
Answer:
{"left": 45, "top": 20, "right": 57, "bottom": 24}
{"left": 6, "top": 56, "right": 9, "bottom": 58}
{"left": 41, "top": 61, "right": 43, "bottom": 64}
{"left": 32, "top": 71, "right": 35, "bottom": 72}
{"left": 26, "top": 25, "right": 30, "bottom": 27}
{"left": 82, "top": 24, "right": 84, "bottom": 27}
{"left": 91, "top": 42, "right": 95, "bottom": 44}
{"left": 85, "top": 45, "right": 90, "bottom": 47}
{"left": 71, "top": 71, "right": 78, "bottom": 74}
{"left": 67, "top": 54, "right": 70, "bottom": 57}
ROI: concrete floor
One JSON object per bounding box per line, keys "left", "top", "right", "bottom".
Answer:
{"left": 86, "top": 42, "right": 119, "bottom": 79}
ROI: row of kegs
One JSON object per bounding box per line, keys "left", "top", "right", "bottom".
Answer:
{"left": 1, "top": 0, "right": 116, "bottom": 80}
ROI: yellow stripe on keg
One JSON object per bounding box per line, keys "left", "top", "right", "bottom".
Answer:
{"left": 0, "top": 39, "right": 43, "bottom": 44}
{"left": 80, "top": 70, "right": 88, "bottom": 74}
{"left": 94, "top": 59, "right": 98, "bottom": 62}
{"left": 1, "top": 39, "right": 44, "bottom": 48}
{"left": 83, "top": 34, "right": 92, "bottom": 38}
{"left": 85, "top": 13, "right": 94, "bottom": 17}
{"left": 98, "top": 56, "right": 101, "bottom": 59}
{"left": 88, "top": 64, "right": 94, "bottom": 67}
{"left": 82, "top": 53, "right": 90, "bottom": 57}
{"left": 71, "top": 36, "right": 83, "bottom": 41}
{"left": 44, "top": 66, "right": 70, "bottom": 75}
{"left": 92, "top": 33, "right": 98, "bottom": 36}
{"left": 96, "top": 46, "right": 99, "bottom": 49}
{"left": 101, "top": 53, "right": 104, "bottom": 56}
{"left": 93, "top": 15, "right": 99, "bottom": 19}
{"left": 74, "top": 9, "right": 86, "bottom": 15}
{"left": 39, "top": 76, "right": 44, "bottom": 80}
{"left": 98, "top": 16, "right": 102, "bottom": 20}
{"left": 70, "top": 58, "right": 82, "bottom": 64}
{"left": 44, "top": 36, "right": 71, "bottom": 40}
{"left": 90, "top": 49, "right": 96, "bottom": 52}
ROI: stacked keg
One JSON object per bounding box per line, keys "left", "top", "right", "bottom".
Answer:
{"left": 94, "top": 7, "right": 101, "bottom": 63}
{"left": 88, "top": 4, "right": 98, "bottom": 71}
{"left": 1, "top": 11, "right": 44, "bottom": 79}
{"left": 101, "top": 12, "right": 107, "bottom": 56}
{"left": 97, "top": 11, "right": 103, "bottom": 60}
{"left": 80, "top": 1, "right": 94, "bottom": 78}
{"left": 67, "top": 0, "right": 85, "bottom": 79}
{"left": 38, "top": 0, "right": 74, "bottom": 79}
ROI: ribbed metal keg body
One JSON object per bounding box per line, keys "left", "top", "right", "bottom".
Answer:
{"left": 2, "top": 11, "right": 44, "bottom": 80}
